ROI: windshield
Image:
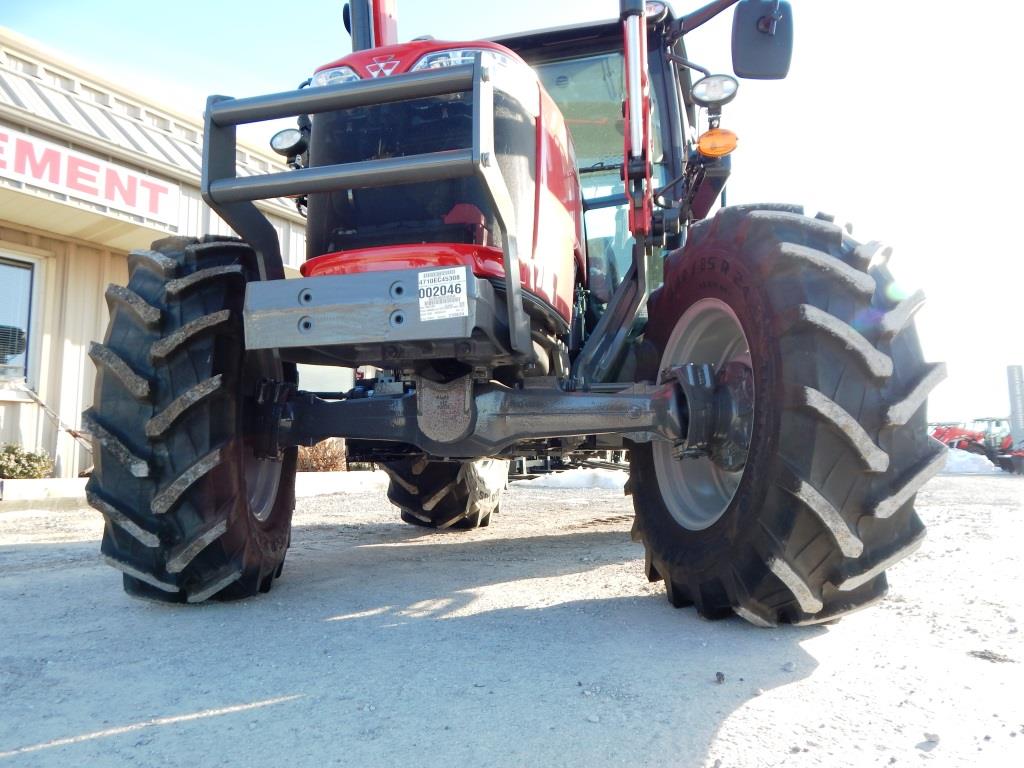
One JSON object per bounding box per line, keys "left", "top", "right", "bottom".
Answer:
{"left": 970, "top": 419, "right": 1007, "bottom": 436}
{"left": 534, "top": 52, "right": 667, "bottom": 299}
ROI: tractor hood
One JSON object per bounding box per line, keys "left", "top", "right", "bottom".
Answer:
{"left": 314, "top": 39, "right": 529, "bottom": 82}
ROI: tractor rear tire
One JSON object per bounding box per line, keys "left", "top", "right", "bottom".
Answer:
{"left": 630, "top": 205, "right": 946, "bottom": 626}
{"left": 86, "top": 236, "right": 296, "bottom": 603}
{"left": 383, "top": 457, "right": 508, "bottom": 529}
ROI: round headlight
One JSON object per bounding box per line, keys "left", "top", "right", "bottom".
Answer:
{"left": 270, "top": 128, "right": 307, "bottom": 157}
{"left": 645, "top": 2, "right": 669, "bottom": 20}
{"left": 691, "top": 74, "right": 739, "bottom": 109}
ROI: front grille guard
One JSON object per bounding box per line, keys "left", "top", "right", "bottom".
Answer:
{"left": 200, "top": 59, "right": 533, "bottom": 360}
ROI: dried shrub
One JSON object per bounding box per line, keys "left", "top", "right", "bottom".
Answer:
{"left": 297, "top": 438, "right": 347, "bottom": 472}
{"left": 0, "top": 443, "right": 54, "bottom": 479}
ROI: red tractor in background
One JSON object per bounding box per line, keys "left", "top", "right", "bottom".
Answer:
{"left": 85, "top": 0, "right": 946, "bottom": 625}
{"left": 932, "top": 419, "right": 1024, "bottom": 474}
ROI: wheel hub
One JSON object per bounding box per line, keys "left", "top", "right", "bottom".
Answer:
{"left": 710, "top": 361, "right": 754, "bottom": 472}
{"left": 666, "top": 361, "right": 753, "bottom": 471}
{"left": 243, "top": 354, "right": 287, "bottom": 524}
{"left": 652, "top": 299, "right": 755, "bottom": 531}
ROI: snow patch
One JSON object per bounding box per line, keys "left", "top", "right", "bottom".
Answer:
{"left": 295, "top": 470, "right": 390, "bottom": 497}
{"left": 519, "top": 468, "right": 628, "bottom": 490}
{"left": 940, "top": 449, "right": 1002, "bottom": 475}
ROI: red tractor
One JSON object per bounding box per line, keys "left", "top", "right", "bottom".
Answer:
{"left": 85, "top": 0, "right": 946, "bottom": 625}
{"left": 932, "top": 419, "right": 1024, "bottom": 474}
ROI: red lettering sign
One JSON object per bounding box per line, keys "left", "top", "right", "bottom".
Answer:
{"left": 66, "top": 156, "right": 100, "bottom": 196}
{"left": 14, "top": 138, "right": 61, "bottom": 184}
{"left": 103, "top": 169, "right": 137, "bottom": 208}
{"left": 0, "top": 125, "right": 179, "bottom": 225}
{"left": 139, "top": 178, "right": 170, "bottom": 216}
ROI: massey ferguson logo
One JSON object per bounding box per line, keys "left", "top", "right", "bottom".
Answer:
{"left": 366, "top": 56, "right": 400, "bottom": 78}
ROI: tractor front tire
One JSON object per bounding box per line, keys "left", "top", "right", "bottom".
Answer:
{"left": 630, "top": 206, "right": 946, "bottom": 626}
{"left": 86, "top": 237, "right": 296, "bottom": 603}
{"left": 383, "top": 457, "right": 508, "bottom": 529}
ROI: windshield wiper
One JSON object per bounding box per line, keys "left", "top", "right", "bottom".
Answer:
{"left": 579, "top": 161, "right": 623, "bottom": 175}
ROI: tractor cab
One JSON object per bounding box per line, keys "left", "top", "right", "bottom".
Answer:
{"left": 534, "top": 48, "right": 672, "bottom": 302}
{"left": 496, "top": 12, "right": 684, "bottom": 304}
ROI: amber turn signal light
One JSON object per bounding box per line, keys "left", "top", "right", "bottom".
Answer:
{"left": 697, "top": 128, "right": 738, "bottom": 158}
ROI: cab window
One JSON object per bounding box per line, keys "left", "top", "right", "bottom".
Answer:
{"left": 534, "top": 52, "right": 667, "bottom": 300}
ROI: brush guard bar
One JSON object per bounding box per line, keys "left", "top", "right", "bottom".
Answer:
{"left": 200, "top": 59, "right": 534, "bottom": 360}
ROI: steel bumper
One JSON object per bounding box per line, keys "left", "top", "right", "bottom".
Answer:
{"left": 243, "top": 268, "right": 504, "bottom": 353}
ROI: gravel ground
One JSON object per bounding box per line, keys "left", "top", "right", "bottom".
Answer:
{"left": 1, "top": 474, "right": 1022, "bottom": 767}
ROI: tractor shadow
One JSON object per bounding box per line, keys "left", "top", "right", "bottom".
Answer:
{"left": 265, "top": 496, "right": 826, "bottom": 765}
{"left": 0, "top": 491, "right": 826, "bottom": 767}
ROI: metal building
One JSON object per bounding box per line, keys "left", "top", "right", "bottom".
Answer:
{"left": 0, "top": 28, "right": 308, "bottom": 477}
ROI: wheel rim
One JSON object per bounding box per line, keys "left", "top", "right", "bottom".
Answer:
{"left": 243, "top": 350, "right": 282, "bottom": 523}
{"left": 652, "top": 298, "right": 754, "bottom": 531}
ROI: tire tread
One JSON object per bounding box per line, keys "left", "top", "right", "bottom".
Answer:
{"left": 87, "top": 238, "right": 295, "bottom": 603}
{"left": 630, "top": 205, "right": 939, "bottom": 626}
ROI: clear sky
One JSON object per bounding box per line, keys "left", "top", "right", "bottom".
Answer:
{"left": 2, "top": 1, "right": 1021, "bottom": 422}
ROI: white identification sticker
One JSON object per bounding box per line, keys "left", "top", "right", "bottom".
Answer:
{"left": 418, "top": 267, "right": 469, "bottom": 321}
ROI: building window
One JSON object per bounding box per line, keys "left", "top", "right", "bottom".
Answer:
{"left": 0, "top": 259, "right": 33, "bottom": 382}
{"left": 81, "top": 84, "right": 110, "bottom": 107}
{"left": 5, "top": 55, "right": 40, "bottom": 78}
{"left": 172, "top": 124, "right": 199, "bottom": 143}
{"left": 146, "top": 111, "right": 170, "bottom": 131}
{"left": 114, "top": 98, "right": 141, "bottom": 119}
{"left": 44, "top": 69, "right": 76, "bottom": 93}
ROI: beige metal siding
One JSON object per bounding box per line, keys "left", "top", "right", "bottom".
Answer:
{"left": 0, "top": 223, "right": 125, "bottom": 476}
{"left": 0, "top": 29, "right": 312, "bottom": 477}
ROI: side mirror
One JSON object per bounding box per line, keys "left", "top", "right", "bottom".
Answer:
{"left": 731, "top": 0, "right": 793, "bottom": 80}
{"left": 343, "top": 3, "right": 352, "bottom": 35}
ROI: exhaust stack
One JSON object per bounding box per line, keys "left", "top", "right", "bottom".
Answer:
{"left": 1009, "top": 365, "right": 1024, "bottom": 445}
{"left": 348, "top": 0, "right": 398, "bottom": 51}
